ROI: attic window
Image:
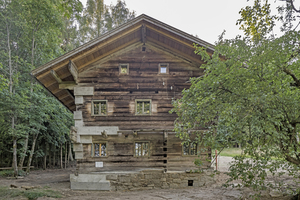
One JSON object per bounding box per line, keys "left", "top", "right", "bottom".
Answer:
{"left": 159, "top": 63, "right": 169, "bottom": 74}
{"left": 119, "top": 64, "right": 129, "bottom": 74}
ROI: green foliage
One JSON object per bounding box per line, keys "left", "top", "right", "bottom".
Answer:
{"left": 0, "top": 0, "right": 135, "bottom": 171}
{"left": 237, "top": 0, "right": 277, "bottom": 41}
{"left": 194, "top": 158, "right": 203, "bottom": 172}
{"left": 78, "top": 0, "right": 135, "bottom": 44}
{"left": 0, "top": 169, "right": 26, "bottom": 177}
{"left": 0, "top": 186, "right": 61, "bottom": 200}
{"left": 172, "top": 0, "right": 300, "bottom": 192}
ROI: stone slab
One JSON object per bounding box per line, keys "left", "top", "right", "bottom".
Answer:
{"left": 73, "top": 143, "right": 83, "bottom": 151}
{"left": 70, "top": 174, "right": 110, "bottom": 190}
{"left": 71, "top": 181, "right": 110, "bottom": 190}
{"left": 73, "top": 111, "right": 82, "bottom": 120}
{"left": 78, "top": 126, "right": 119, "bottom": 135}
{"left": 74, "top": 87, "right": 94, "bottom": 96}
{"left": 75, "top": 152, "right": 83, "bottom": 159}
{"left": 75, "top": 96, "right": 83, "bottom": 104}
{"left": 80, "top": 135, "right": 92, "bottom": 143}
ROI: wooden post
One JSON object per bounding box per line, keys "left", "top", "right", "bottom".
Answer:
{"left": 215, "top": 150, "right": 218, "bottom": 171}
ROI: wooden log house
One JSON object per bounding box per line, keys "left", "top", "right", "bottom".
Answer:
{"left": 31, "top": 14, "right": 214, "bottom": 175}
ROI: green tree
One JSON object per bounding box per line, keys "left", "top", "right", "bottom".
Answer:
{"left": 172, "top": 0, "right": 300, "bottom": 193}
{"left": 78, "top": 0, "right": 135, "bottom": 44}
{"left": 0, "top": 0, "right": 82, "bottom": 176}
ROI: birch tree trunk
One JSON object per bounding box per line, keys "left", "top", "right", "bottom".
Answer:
{"left": 68, "top": 142, "right": 74, "bottom": 161}
{"left": 26, "top": 133, "right": 38, "bottom": 173}
{"left": 60, "top": 145, "right": 63, "bottom": 169}
{"left": 6, "top": 18, "right": 18, "bottom": 177}
{"left": 43, "top": 142, "right": 48, "bottom": 170}
{"left": 18, "top": 134, "right": 28, "bottom": 171}
{"left": 65, "top": 142, "right": 67, "bottom": 169}
{"left": 53, "top": 146, "right": 56, "bottom": 167}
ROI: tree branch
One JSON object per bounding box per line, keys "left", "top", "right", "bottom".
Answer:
{"left": 283, "top": 68, "right": 300, "bottom": 88}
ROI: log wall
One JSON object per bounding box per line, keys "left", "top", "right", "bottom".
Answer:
{"left": 76, "top": 45, "right": 210, "bottom": 172}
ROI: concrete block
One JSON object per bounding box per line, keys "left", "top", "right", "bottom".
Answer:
{"left": 71, "top": 182, "right": 110, "bottom": 190}
{"left": 80, "top": 135, "right": 92, "bottom": 143}
{"left": 71, "top": 174, "right": 106, "bottom": 182}
{"left": 78, "top": 126, "right": 119, "bottom": 135}
{"left": 75, "top": 96, "right": 83, "bottom": 104}
{"left": 70, "top": 174, "right": 110, "bottom": 191}
{"left": 75, "top": 120, "right": 84, "bottom": 127}
{"left": 73, "top": 143, "right": 83, "bottom": 151}
{"left": 73, "top": 111, "right": 82, "bottom": 120}
{"left": 74, "top": 87, "right": 94, "bottom": 96}
{"left": 75, "top": 152, "right": 83, "bottom": 159}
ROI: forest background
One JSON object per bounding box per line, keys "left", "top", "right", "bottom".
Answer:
{"left": 0, "top": 0, "right": 135, "bottom": 177}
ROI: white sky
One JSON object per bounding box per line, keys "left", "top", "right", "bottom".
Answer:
{"left": 80, "top": 0, "right": 292, "bottom": 44}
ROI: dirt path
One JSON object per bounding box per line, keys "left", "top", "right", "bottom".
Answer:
{"left": 0, "top": 157, "right": 296, "bottom": 200}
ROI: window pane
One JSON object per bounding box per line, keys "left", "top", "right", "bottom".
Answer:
{"left": 160, "top": 66, "right": 167, "bottom": 73}
{"left": 144, "top": 102, "right": 150, "bottom": 114}
{"left": 183, "top": 143, "right": 189, "bottom": 155}
{"left": 142, "top": 143, "right": 148, "bottom": 156}
{"left": 120, "top": 65, "right": 128, "bottom": 73}
{"left": 101, "top": 143, "right": 106, "bottom": 156}
{"left": 94, "top": 102, "right": 99, "bottom": 115}
{"left": 100, "top": 102, "right": 107, "bottom": 115}
{"left": 94, "top": 144, "right": 100, "bottom": 157}
{"left": 135, "top": 142, "right": 149, "bottom": 156}
{"left": 190, "top": 143, "right": 197, "bottom": 155}
{"left": 137, "top": 102, "right": 143, "bottom": 114}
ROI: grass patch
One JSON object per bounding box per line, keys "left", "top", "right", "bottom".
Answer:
{"left": 0, "top": 169, "right": 26, "bottom": 177}
{"left": 0, "top": 186, "right": 62, "bottom": 200}
{"left": 213, "top": 148, "right": 243, "bottom": 157}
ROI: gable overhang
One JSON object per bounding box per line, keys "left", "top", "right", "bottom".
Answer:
{"left": 31, "top": 14, "right": 215, "bottom": 112}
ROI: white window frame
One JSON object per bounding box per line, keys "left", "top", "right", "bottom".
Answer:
{"left": 92, "top": 100, "right": 107, "bottom": 116}
{"left": 158, "top": 63, "right": 169, "bottom": 74}
{"left": 119, "top": 63, "right": 129, "bottom": 75}
{"left": 92, "top": 142, "right": 108, "bottom": 157}
{"left": 135, "top": 99, "right": 151, "bottom": 115}
{"left": 134, "top": 141, "right": 150, "bottom": 157}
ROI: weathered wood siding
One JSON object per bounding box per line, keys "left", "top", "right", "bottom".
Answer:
{"left": 76, "top": 45, "right": 209, "bottom": 172}
{"left": 77, "top": 133, "right": 210, "bottom": 173}
{"left": 77, "top": 45, "right": 203, "bottom": 130}
{"left": 78, "top": 133, "right": 165, "bottom": 173}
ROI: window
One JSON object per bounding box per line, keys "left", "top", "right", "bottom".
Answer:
{"left": 135, "top": 142, "right": 149, "bottom": 157}
{"left": 92, "top": 143, "right": 107, "bottom": 157}
{"left": 92, "top": 100, "right": 107, "bottom": 116}
{"left": 182, "top": 142, "right": 197, "bottom": 156}
{"left": 135, "top": 99, "right": 151, "bottom": 115}
{"left": 158, "top": 63, "right": 169, "bottom": 74}
{"left": 119, "top": 63, "right": 129, "bottom": 74}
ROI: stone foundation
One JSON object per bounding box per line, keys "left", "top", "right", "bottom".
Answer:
{"left": 70, "top": 169, "right": 215, "bottom": 191}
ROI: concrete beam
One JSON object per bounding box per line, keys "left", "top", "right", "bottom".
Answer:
{"left": 74, "top": 111, "right": 82, "bottom": 120}
{"left": 75, "top": 96, "right": 83, "bottom": 104}
{"left": 74, "top": 87, "right": 94, "bottom": 96}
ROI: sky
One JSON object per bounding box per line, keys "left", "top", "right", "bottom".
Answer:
{"left": 79, "top": 0, "right": 290, "bottom": 44}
